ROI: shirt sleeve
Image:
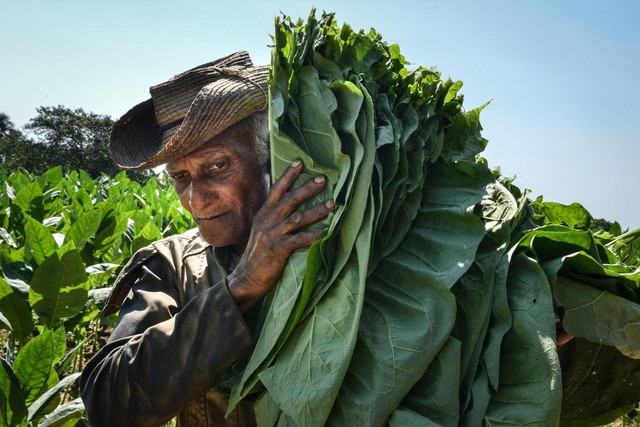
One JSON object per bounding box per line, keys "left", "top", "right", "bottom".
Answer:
{"left": 79, "top": 253, "right": 255, "bottom": 427}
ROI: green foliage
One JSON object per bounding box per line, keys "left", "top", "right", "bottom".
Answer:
{"left": 0, "top": 108, "right": 150, "bottom": 183}
{"left": 0, "top": 166, "right": 193, "bottom": 426}
{"left": 225, "top": 10, "right": 640, "bottom": 427}
{"left": 508, "top": 201, "right": 640, "bottom": 426}
{"left": 0, "top": 113, "right": 15, "bottom": 137}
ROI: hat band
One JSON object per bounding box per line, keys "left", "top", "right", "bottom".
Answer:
{"left": 160, "top": 118, "right": 184, "bottom": 135}
{"left": 159, "top": 118, "right": 185, "bottom": 148}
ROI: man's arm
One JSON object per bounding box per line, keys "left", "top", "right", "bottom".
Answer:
{"left": 80, "top": 255, "right": 254, "bottom": 427}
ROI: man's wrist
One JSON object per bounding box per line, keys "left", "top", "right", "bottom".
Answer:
{"left": 227, "top": 271, "right": 263, "bottom": 313}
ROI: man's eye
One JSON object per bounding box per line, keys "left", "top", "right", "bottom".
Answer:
{"left": 171, "top": 172, "right": 188, "bottom": 182}
{"left": 211, "top": 161, "right": 227, "bottom": 171}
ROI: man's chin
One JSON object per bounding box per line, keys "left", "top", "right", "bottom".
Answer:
{"left": 198, "top": 231, "right": 227, "bottom": 247}
{"left": 196, "top": 226, "right": 236, "bottom": 248}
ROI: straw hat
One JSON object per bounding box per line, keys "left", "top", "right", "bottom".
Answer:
{"left": 110, "top": 51, "right": 269, "bottom": 170}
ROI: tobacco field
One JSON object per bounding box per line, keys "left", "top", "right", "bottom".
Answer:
{"left": 0, "top": 167, "right": 193, "bottom": 426}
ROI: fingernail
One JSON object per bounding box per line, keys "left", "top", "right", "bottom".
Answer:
{"left": 292, "top": 159, "right": 302, "bottom": 168}
{"left": 314, "top": 175, "right": 326, "bottom": 184}
{"left": 324, "top": 199, "right": 335, "bottom": 209}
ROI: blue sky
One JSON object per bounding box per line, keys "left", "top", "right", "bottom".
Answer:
{"left": 2, "top": 0, "right": 639, "bottom": 230}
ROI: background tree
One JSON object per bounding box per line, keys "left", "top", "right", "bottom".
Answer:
{"left": 0, "top": 116, "right": 46, "bottom": 172}
{"left": 0, "top": 107, "right": 150, "bottom": 182}
{"left": 0, "top": 112, "right": 14, "bottom": 136}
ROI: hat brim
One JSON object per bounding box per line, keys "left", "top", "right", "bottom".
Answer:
{"left": 109, "top": 99, "right": 164, "bottom": 170}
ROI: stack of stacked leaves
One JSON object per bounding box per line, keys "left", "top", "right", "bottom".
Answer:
{"left": 228, "top": 11, "right": 640, "bottom": 426}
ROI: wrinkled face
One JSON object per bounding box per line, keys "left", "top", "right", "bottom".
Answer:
{"left": 166, "top": 125, "right": 267, "bottom": 250}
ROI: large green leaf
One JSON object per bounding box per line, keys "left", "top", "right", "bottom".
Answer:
{"left": 0, "top": 357, "right": 28, "bottom": 427}
{"left": 24, "top": 216, "right": 58, "bottom": 266}
{"left": 484, "top": 253, "right": 562, "bottom": 425}
{"left": 131, "top": 219, "right": 163, "bottom": 254}
{"left": 1, "top": 250, "right": 31, "bottom": 299}
{"left": 519, "top": 225, "right": 598, "bottom": 263}
{"left": 13, "top": 327, "right": 65, "bottom": 407}
{"left": 12, "top": 181, "right": 44, "bottom": 221}
{"left": 37, "top": 397, "right": 84, "bottom": 427}
{"left": 555, "top": 276, "right": 640, "bottom": 358}
{"left": 0, "top": 277, "right": 34, "bottom": 342}
{"left": 92, "top": 208, "right": 132, "bottom": 259}
{"left": 388, "top": 337, "right": 462, "bottom": 427}
{"left": 605, "top": 227, "right": 640, "bottom": 267}
{"left": 37, "top": 166, "right": 63, "bottom": 189}
{"left": 27, "top": 372, "right": 81, "bottom": 422}
{"left": 559, "top": 339, "right": 640, "bottom": 426}
{"left": 258, "top": 251, "right": 368, "bottom": 426}
{"left": 28, "top": 251, "right": 88, "bottom": 328}
{"left": 560, "top": 251, "right": 640, "bottom": 301}
{"left": 63, "top": 208, "right": 102, "bottom": 252}
{"left": 6, "top": 170, "right": 30, "bottom": 193}
{"left": 532, "top": 201, "right": 594, "bottom": 230}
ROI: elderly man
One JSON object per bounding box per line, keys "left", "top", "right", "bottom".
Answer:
{"left": 80, "top": 51, "right": 333, "bottom": 426}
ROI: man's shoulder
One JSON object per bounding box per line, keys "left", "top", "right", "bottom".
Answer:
{"left": 101, "top": 228, "right": 208, "bottom": 317}
{"left": 122, "top": 228, "right": 207, "bottom": 270}
{"left": 150, "top": 228, "right": 208, "bottom": 259}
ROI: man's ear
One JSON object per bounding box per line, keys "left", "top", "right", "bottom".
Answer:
{"left": 263, "top": 172, "right": 272, "bottom": 191}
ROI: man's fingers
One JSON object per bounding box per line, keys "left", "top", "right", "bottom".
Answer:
{"left": 278, "top": 174, "right": 328, "bottom": 215}
{"left": 264, "top": 159, "right": 304, "bottom": 206}
{"left": 265, "top": 160, "right": 329, "bottom": 214}
{"left": 283, "top": 199, "right": 334, "bottom": 233}
{"left": 285, "top": 228, "right": 327, "bottom": 251}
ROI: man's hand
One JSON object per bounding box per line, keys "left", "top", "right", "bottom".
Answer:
{"left": 228, "top": 159, "right": 334, "bottom": 312}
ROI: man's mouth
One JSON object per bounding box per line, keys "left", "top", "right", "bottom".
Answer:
{"left": 193, "top": 211, "right": 229, "bottom": 222}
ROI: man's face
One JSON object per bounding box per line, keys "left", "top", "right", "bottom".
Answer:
{"left": 166, "top": 125, "right": 267, "bottom": 250}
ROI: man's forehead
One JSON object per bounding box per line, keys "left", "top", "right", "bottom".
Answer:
{"left": 166, "top": 132, "right": 251, "bottom": 169}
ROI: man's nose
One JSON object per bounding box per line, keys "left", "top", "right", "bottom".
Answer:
{"left": 188, "top": 179, "right": 215, "bottom": 213}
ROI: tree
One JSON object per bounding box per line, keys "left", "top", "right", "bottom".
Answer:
{"left": 0, "top": 107, "right": 149, "bottom": 182}
{"left": 0, "top": 118, "right": 45, "bottom": 172}
{"left": 0, "top": 112, "right": 14, "bottom": 136}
